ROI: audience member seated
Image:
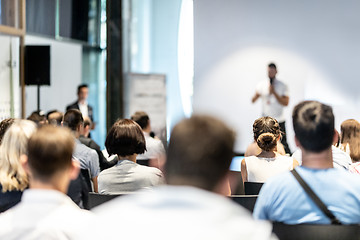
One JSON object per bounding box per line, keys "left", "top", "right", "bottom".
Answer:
{"left": 94, "top": 115, "right": 274, "bottom": 239}
{"left": 292, "top": 128, "right": 352, "bottom": 170}
{"left": 0, "top": 120, "right": 36, "bottom": 212}
{"left": 241, "top": 116, "right": 298, "bottom": 183}
{"left": 98, "top": 119, "right": 164, "bottom": 194}
{"left": 254, "top": 101, "right": 360, "bottom": 224}
{"left": 47, "top": 110, "right": 63, "bottom": 126}
{"left": 339, "top": 119, "right": 360, "bottom": 173}
{"left": 27, "top": 110, "right": 47, "bottom": 125}
{"left": 131, "top": 111, "right": 166, "bottom": 169}
{"left": 63, "top": 109, "right": 100, "bottom": 192}
{"left": 0, "top": 118, "right": 15, "bottom": 145}
{"left": 0, "top": 125, "right": 96, "bottom": 238}
{"left": 245, "top": 140, "right": 286, "bottom": 157}
{"left": 79, "top": 117, "right": 117, "bottom": 171}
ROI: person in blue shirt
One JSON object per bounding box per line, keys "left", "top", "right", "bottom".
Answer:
{"left": 253, "top": 100, "right": 360, "bottom": 224}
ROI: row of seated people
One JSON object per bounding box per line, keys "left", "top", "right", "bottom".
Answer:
{"left": 0, "top": 100, "right": 359, "bottom": 239}
{"left": 241, "top": 115, "right": 360, "bottom": 191}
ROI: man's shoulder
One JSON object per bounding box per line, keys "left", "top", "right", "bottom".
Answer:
{"left": 75, "top": 141, "right": 98, "bottom": 160}
{"left": 66, "top": 101, "right": 79, "bottom": 110}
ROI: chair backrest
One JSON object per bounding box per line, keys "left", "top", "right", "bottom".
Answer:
{"left": 272, "top": 222, "right": 360, "bottom": 240}
{"left": 136, "top": 159, "right": 150, "bottom": 166}
{"left": 88, "top": 193, "right": 123, "bottom": 209}
{"left": 80, "top": 168, "right": 92, "bottom": 192}
{"left": 244, "top": 182, "right": 264, "bottom": 195}
{"left": 230, "top": 195, "right": 258, "bottom": 212}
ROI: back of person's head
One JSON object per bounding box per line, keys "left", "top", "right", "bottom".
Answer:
{"left": 105, "top": 119, "right": 146, "bottom": 157}
{"left": 340, "top": 119, "right": 360, "bottom": 162}
{"left": 340, "top": 119, "right": 360, "bottom": 143}
{"left": 27, "top": 125, "right": 74, "bottom": 181}
{"left": 0, "top": 118, "right": 15, "bottom": 145}
{"left": 27, "top": 111, "right": 47, "bottom": 125}
{"left": 253, "top": 116, "right": 281, "bottom": 152}
{"left": 165, "top": 115, "right": 235, "bottom": 192}
{"left": 292, "top": 101, "right": 334, "bottom": 152}
{"left": 63, "top": 109, "right": 84, "bottom": 131}
{"left": 47, "top": 110, "right": 63, "bottom": 126}
{"left": 0, "top": 120, "right": 37, "bottom": 191}
{"left": 131, "top": 111, "right": 150, "bottom": 130}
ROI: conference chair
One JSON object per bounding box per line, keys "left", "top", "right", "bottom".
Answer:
{"left": 272, "top": 222, "right": 360, "bottom": 240}
{"left": 230, "top": 195, "right": 258, "bottom": 212}
{"left": 88, "top": 193, "right": 123, "bottom": 209}
{"left": 244, "top": 182, "right": 263, "bottom": 195}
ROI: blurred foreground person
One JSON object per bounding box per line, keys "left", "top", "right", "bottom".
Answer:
{"left": 0, "top": 125, "right": 96, "bottom": 239}
{"left": 94, "top": 115, "right": 274, "bottom": 240}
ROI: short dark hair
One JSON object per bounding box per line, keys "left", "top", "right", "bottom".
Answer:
{"left": 165, "top": 115, "right": 235, "bottom": 191}
{"left": 105, "top": 119, "right": 146, "bottom": 157}
{"left": 63, "top": 109, "right": 83, "bottom": 131}
{"left": 77, "top": 84, "right": 88, "bottom": 94}
{"left": 27, "top": 125, "right": 74, "bottom": 181}
{"left": 292, "top": 101, "right": 334, "bottom": 152}
{"left": 253, "top": 116, "right": 281, "bottom": 152}
{"left": 0, "top": 118, "right": 15, "bottom": 145}
{"left": 268, "top": 63, "right": 277, "bottom": 69}
{"left": 47, "top": 110, "right": 63, "bottom": 126}
{"left": 27, "top": 111, "right": 46, "bottom": 125}
{"left": 131, "top": 111, "right": 149, "bottom": 129}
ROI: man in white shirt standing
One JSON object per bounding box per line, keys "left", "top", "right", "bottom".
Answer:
{"left": 131, "top": 111, "right": 166, "bottom": 168}
{"left": 66, "top": 84, "right": 94, "bottom": 128}
{"left": 252, "top": 63, "right": 290, "bottom": 153}
{"left": 0, "top": 125, "right": 96, "bottom": 239}
{"left": 94, "top": 115, "right": 275, "bottom": 240}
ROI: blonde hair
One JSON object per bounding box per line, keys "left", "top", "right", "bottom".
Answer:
{"left": 340, "top": 119, "right": 360, "bottom": 162}
{"left": 0, "top": 120, "right": 37, "bottom": 192}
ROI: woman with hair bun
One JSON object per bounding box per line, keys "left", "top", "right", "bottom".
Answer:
{"left": 241, "top": 117, "right": 298, "bottom": 183}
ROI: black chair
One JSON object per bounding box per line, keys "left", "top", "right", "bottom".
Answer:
{"left": 136, "top": 159, "right": 150, "bottom": 166}
{"left": 88, "top": 193, "right": 123, "bottom": 209}
{"left": 230, "top": 195, "right": 257, "bottom": 212}
{"left": 272, "top": 222, "right": 360, "bottom": 240}
{"left": 80, "top": 168, "right": 92, "bottom": 192}
{"left": 244, "top": 182, "right": 263, "bottom": 195}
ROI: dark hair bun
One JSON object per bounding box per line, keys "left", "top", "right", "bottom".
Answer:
{"left": 257, "top": 133, "right": 277, "bottom": 152}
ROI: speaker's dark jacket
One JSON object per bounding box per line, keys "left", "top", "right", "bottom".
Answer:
{"left": 66, "top": 101, "right": 94, "bottom": 122}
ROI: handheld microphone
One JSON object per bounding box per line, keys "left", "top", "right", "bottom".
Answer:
{"left": 270, "top": 78, "right": 274, "bottom": 85}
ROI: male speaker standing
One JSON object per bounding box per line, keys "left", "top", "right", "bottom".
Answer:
{"left": 252, "top": 63, "right": 290, "bottom": 154}
{"left": 67, "top": 84, "right": 94, "bottom": 124}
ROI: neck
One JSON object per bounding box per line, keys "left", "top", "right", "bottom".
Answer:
{"left": 118, "top": 154, "right": 137, "bottom": 163}
{"left": 29, "top": 176, "right": 69, "bottom": 194}
{"left": 257, "top": 149, "right": 277, "bottom": 158}
{"left": 301, "top": 147, "right": 333, "bottom": 169}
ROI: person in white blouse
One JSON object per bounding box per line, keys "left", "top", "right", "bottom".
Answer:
{"left": 241, "top": 116, "right": 298, "bottom": 183}
{"left": 0, "top": 125, "right": 97, "bottom": 239}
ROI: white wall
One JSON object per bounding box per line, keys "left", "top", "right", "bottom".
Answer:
{"left": 193, "top": 0, "right": 360, "bottom": 153}
{"left": 25, "top": 35, "right": 82, "bottom": 116}
{"left": 0, "top": 35, "right": 20, "bottom": 120}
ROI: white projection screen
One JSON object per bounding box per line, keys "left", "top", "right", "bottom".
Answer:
{"left": 193, "top": 0, "right": 360, "bottom": 153}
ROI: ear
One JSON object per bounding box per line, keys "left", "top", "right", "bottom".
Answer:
{"left": 333, "top": 129, "right": 339, "bottom": 145}
{"left": 20, "top": 154, "right": 30, "bottom": 175}
{"left": 69, "top": 158, "right": 80, "bottom": 180}
{"left": 294, "top": 136, "right": 301, "bottom": 147}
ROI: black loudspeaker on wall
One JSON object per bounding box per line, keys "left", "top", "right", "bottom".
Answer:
{"left": 25, "top": 45, "right": 51, "bottom": 86}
